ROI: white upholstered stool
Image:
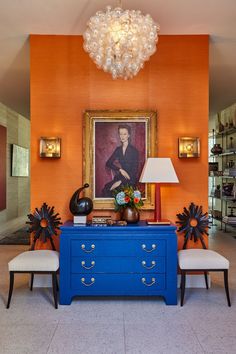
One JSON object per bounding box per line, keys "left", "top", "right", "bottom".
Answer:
{"left": 7, "top": 250, "right": 59, "bottom": 309}
{"left": 178, "top": 249, "right": 231, "bottom": 306}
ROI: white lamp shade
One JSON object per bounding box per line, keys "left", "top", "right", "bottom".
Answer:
{"left": 139, "top": 158, "right": 179, "bottom": 183}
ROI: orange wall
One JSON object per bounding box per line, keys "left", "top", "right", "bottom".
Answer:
{"left": 30, "top": 34, "right": 209, "bottom": 249}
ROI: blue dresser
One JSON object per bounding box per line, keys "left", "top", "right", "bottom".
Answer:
{"left": 59, "top": 221, "right": 177, "bottom": 305}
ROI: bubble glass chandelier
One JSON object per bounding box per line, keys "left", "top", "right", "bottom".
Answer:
{"left": 83, "top": 3, "right": 160, "bottom": 80}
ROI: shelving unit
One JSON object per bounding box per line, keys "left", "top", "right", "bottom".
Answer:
{"left": 209, "top": 126, "right": 236, "bottom": 231}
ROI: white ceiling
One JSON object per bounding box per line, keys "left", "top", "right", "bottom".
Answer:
{"left": 0, "top": 0, "right": 235, "bottom": 118}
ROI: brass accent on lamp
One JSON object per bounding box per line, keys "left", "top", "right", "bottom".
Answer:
{"left": 39, "top": 137, "right": 61, "bottom": 158}
{"left": 178, "top": 137, "right": 200, "bottom": 158}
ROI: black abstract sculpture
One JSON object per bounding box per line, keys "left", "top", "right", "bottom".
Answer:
{"left": 176, "top": 202, "right": 209, "bottom": 249}
{"left": 26, "top": 203, "right": 62, "bottom": 250}
{"left": 69, "top": 183, "right": 93, "bottom": 216}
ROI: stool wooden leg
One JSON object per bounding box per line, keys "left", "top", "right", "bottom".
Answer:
{"left": 223, "top": 270, "right": 231, "bottom": 307}
{"left": 180, "top": 271, "right": 186, "bottom": 306}
{"left": 52, "top": 272, "right": 58, "bottom": 309}
{"left": 30, "top": 273, "right": 34, "bottom": 291}
{"left": 204, "top": 272, "right": 209, "bottom": 289}
{"left": 6, "top": 272, "right": 14, "bottom": 309}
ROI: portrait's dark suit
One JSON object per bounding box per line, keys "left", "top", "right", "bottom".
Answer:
{"left": 102, "top": 144, "right": 139, "bottom": 197}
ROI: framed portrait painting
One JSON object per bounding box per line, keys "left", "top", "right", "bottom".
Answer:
{"left": 83, "top": 110, "right": 157, "bottom": 210}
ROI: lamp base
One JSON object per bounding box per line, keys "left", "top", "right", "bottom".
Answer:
{"left": 146, "top": 220, "right": 171, "bottom": 225}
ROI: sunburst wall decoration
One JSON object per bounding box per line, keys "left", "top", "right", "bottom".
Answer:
{"left": 176, "top": 202, "right": 209, "bottom": 249}
{"left": 26, "top": 203, "right": 62, "bottom": 250}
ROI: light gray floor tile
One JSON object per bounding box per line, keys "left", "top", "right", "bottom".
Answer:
{"left": 123, "top": 298, "right": 187, "bottom": 323}
{"left": 0, "top": 287, "right": 62, "bottom": 325}
{"left": 0, "top": 323, "right": 57, "bottom": 354}
{"left": 194, "top": 332, "right": 236, "bottom": 354}
{"left": 59, "top": 297, "right": 124, "bottom": 324}
{"left": 47, "top": 322, "right": 125, "bottom": 354}
{"left": 124, "top": 320, "right": 204, "bottom": 354}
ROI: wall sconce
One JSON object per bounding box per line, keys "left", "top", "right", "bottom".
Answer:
{"left": 39, "top": 137, "right": 61, "bottom": 158}
{"left": 178, "top": 137, "right": 200, "bottom": 158}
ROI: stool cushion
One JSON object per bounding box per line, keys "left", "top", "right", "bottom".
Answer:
{"left": 178, "top": 249, "right": 229, "bottom": 270}
{"left": 8, "top": 250, "right": 59, "bottom": 272}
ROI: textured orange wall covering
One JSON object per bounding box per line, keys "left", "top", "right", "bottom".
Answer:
{"left": 30, "top": 35, "right": 209, "bottom": 250}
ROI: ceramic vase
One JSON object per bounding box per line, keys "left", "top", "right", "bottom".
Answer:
{"left": 122, "top": 207, "right": 140, "bottom": 223}
{"left": 211, "top": 144, "right": 223, "bottom": 155}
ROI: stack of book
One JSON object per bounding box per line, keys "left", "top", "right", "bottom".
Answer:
{"left": 90, "top": 216, "right": 112, "bottom": 226}
{"left": 223, "top": 215, "right": 236, "bottom": 225}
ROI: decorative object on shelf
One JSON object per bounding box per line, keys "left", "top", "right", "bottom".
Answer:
{"left": 214, "top": 185, "right": 221, "bottom": 198}
{"left": 210, "top": 209, "right": 222, "bottom": 220}
{"left": 113, "top": 184, "right": 143, "bottom": 223}
{"left": 83, "top": 110, "right": 157, "bottom": 210}
{"left": 178, "top": 137, "right": 200, "bottom": 158}
{"left": 211, "top": 143, "right": 223, "bottom": 155}
{"left": 139, "top": 158, "right": 179, "bottom": 224}
{"left": 69, "top": 184, "right": 93, "bottom": 223}
{"left": 209, "top": 162, "right": 219, "bottom": 172}
{"left": 176, "top": 202, "right": 209, "bottom": 249}
{"left": 216, "top": 114, "right": 225, "bottom": 133}
{"left": 26, "top": 203, "right": 62, "bottom": 250}
{"left": 39, "top": 137, "right": 61, "bottom": 158}
{"left": 83, "top": 2, "right": 159, "bottom": 80}
{"left": 229, "top": 136, "right": 234, "bottom": 150}
{"left": 222, "top": 183, "right": 234, "bottom": 197}
{"left": 223, "top": 206, "right": 236, "bottom": 224}
{"left": 229, "top": 168, "right": 236, "bottom": 177}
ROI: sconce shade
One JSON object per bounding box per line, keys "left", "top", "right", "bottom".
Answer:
{"left": 40, "top": 137, "right": 61, "bottom": 158}
{"left": 139, "top": 158, "right": 179, "bottom": 184}
{"left": 178, "top": 137, "right": 200, "bottom": 158}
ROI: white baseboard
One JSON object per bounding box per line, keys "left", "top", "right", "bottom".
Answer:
{"left": 177, "top": 274, "right": 211, "bottom": 288}
{"left": 32, "top": 274, "right": 210, "bottom": 289}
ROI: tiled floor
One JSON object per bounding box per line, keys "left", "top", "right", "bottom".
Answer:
{"left": 0, "top": 226, "right": 235, "bottom": 354}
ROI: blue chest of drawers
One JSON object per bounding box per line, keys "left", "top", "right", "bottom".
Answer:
{"left": 59, "top": 221, "right": 177, "bottom": 305}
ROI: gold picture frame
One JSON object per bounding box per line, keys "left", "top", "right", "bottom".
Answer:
{"left": 83, "top": 110, "right": 157, "bottom": 210}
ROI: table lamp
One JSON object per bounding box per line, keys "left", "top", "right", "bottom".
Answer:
{"left": 139, "top": 158, "right": 179, "bottom": 224}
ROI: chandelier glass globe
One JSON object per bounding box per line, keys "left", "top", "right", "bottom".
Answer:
{"left": 83, "top": 6, "right": 160, "bottom": 80}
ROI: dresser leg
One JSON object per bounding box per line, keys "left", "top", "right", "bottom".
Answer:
{"left": 59, "top": 295, "right": 72, "bottom": 305}
{"left": 164, "top": 293, "right": 177, "bottom": 305}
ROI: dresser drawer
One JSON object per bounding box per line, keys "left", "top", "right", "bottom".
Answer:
{"left": 71, "top": 239, "right": 166, "bottom": 257}
{"left": 70, "top": 273, "right": 165, "bottom": 295}
{"left": 71, "top": 256, "right": 165, "bottom": 274}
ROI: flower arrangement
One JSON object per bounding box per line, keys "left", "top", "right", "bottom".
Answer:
{"left": 113, "top": 185, "right": 144, "bottom": 212}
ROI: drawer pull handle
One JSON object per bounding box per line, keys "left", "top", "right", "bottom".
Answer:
{"left": 81, "top": 244, "right": 95, "bottom": 253}
{"left": 142, "top": 261, "right": 156, "bottom": 269}
{"left": 142, "top": 277, "right": 156, "bottom": 287}
{"left": 142, "top": 244, "right": 156, "bottom": 252}
{"left": 81, "top": 261, "right": 95, "bottom": 269}
{"left": 81, "top": 277, "right": 95, "bottom": 286}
